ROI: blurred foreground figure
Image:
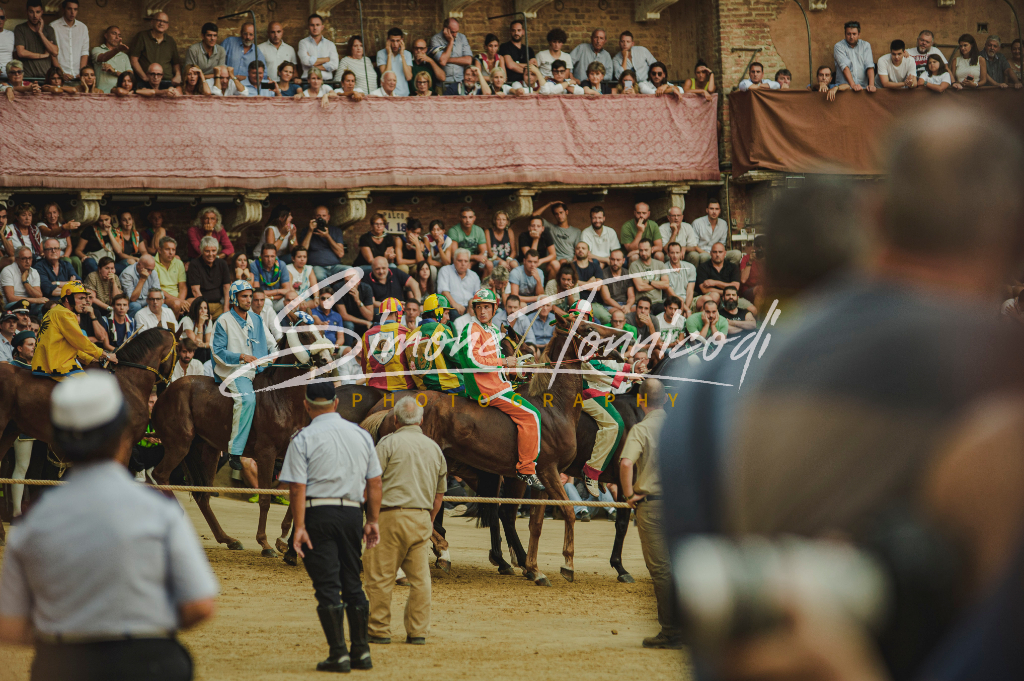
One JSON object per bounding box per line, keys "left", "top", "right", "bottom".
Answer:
{"left": 682, "top": 107, "right": 1024, "bottom": 680}
{"left": 0, "top": 372, "right": 217, "bottom": 681}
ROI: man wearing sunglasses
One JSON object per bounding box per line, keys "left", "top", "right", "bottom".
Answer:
{"left": 539, "top": 59, "right": 583, "bottom": 95}
{"left": 129, "top": 11, "right": 181, "bottom": 85}
{"left": 638, "top": 61, "right": 679, "bottom": 95}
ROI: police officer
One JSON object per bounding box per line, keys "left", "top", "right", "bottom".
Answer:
{"left": 282, "top": 381, "right": 383, "bottom": 673}
{"left": 0, "top": 371, "right": 218, "bottom": 680}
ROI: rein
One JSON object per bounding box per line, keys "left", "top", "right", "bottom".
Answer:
{"left": 110, "top": 332, "right": 178, "bottom": 385}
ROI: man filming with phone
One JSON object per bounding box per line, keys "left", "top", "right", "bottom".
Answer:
{"left": 299, "top": 205, "right": 347, "bottom": 284}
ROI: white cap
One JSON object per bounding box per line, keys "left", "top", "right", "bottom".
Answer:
{"left": 52, "top": 371, "right": 125, "bottom": 431}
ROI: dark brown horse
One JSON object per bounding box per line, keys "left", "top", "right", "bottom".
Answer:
{"left": 150, "top": 326, "right": 335, "bottom": 556}
{"left": 0, "top": 328, "right": 179, "bottom": 545}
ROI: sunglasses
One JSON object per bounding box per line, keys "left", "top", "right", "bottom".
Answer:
{"left": 8, "top": 69, "right": 23, "bottom": 75}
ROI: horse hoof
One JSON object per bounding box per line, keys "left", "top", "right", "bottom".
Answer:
{"left": 535, "top": 576, "right": 551, "bottom": 587}
{"left": 560, "top": 567, "right": 574, "bottom": 583}
{"left": 275, "top": 538, "right": 289, "bottom": 554}
{"left": 498, "top": 566, "right": 516, "bottom": 576}
{"left": 435, "top": 559, "right": 451, "bottom": 574}
{"left": 617, "top": 573, "right": 635, "bottom": 584}
{"left": 261, "top": 548, "right": 279, "bottom": 558}
{"left": 227, "top": 540, "right": 244, "bottom": 550}
{"left": 524, "top": 571, "right": 537, "bottom": 581}
{"left": 283, "top": 551, "right": 298, "bottom": 566}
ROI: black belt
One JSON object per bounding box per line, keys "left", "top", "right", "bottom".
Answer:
{"left": 36, "top": 630, "right": 174, "bottom": 645}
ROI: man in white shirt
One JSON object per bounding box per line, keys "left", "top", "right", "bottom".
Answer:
{"left": 298, "top": 14, "right": 338, "bottom": 80}
{"left": 376, "top": 27, "right": 412, "bottom": 96}
{"left": 659, "top": 207, "right": 698, "bottom": 260}
{"left": 251, "top": 289, "right": 281, "bottom": 348}
{"left": 134, "top": 289, "right": 178, "bottom": 333}
{"left": 570, "top": 29, "right": 613, "bottom": 84}
{"left": 539, "top": 59, "right": 583, "bottom": 95}
{"left": 688, "top": 199, "right": 740, "bottom": 266}
{"left": 738, "top": 62, "right": 780, "bottom": 91}
{"left": 171, "top": 337, "right": 205, "bottom": 383}
{"left": 369, "top": 70, "right": 398, "bottom": 97}
{"left": 580, "top": 206, "right": 621, "bottom": 267}
{"left": 0, "top": 9, "right": 15, "bottom": 78}
{"left": 50, "top": 0, "right": 89, "bottom": 81}
{"left": 1, "top": 248, "right": 45, "bottom": 316}
{"left": 907, "top": 30, "right": 946, "bottom": 78}
{"left": 91, "top": 25, "right": 132, "bottom": 93}
{"left": 437, "top": 249, "right": 480, "bottom": 318}
{"left": 638, "top": 62, "right": 679, "bottom": 95}
{"left": 210, "top": 65, "right": 245, "bottom": 96}
{"left": 612, "top": 31, "right": 657, "bottom": 82}
{"left": 877, "top": 39, "right": 918, "bottom": 89}
{"left": 258, "top": 22, "right": 296, "bottom": 82}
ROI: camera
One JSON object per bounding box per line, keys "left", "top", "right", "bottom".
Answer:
{"left": 314, "top": 217, "right": 328, "bottom": 232}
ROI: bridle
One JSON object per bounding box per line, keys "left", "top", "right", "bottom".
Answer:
{"left": 109, "top": 330, "right": 178, "bottom": 385}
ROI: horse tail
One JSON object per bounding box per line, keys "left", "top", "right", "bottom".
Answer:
{"left": 181, "top": 437, "right": 208, "bottom": 499}
{"left": 359, "top": 410, "right": 389, "bottom": 441}
{"left": 476, "top": 470, "right": 501, "bottom": 529}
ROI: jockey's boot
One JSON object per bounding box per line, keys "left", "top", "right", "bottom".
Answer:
{"left": 583, "top": 476, "right": 600, "bottom": 499}
{"left": 347, "top": 604, "right": 373, "bottom": 670}
{"left": 228, "top": 454, "right": 243, "bottom": 471}
{"left": 517, "top": 472, "right": 546, "bottom": 492}
{"left": 316, "top": 604, "right": 351, "bottom": 673}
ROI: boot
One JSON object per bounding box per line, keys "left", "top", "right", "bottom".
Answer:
{"left": 316, "top": 605, "right": 351, "bottom": 673}
{"left": 346, "top": 604, "right": 373, "bottom": 670}
{"left": 228, "top": 454, "right": 243, "bottom": 471}
{"left": 642, "top": 630, "right": 683, "bottom": 649}
{"left": 517, "top": 472, "right": 545, "bottom": 491}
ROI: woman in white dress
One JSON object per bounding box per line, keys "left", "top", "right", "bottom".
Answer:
{"left": 949, "top": 34, "right": 989, "bottom": 89}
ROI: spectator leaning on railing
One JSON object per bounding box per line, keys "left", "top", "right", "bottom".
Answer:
{"left": 907, "top": 29, "right": 946, "bottom": 78}
{"left": 738, "top": 62, "right": 779, "bottom": 91}
{"left": 981, "top": 35, "right": 1022, "bottom": 89}
{"left": 833, "top": 20, "right": 875, "bottom": 92}
{"left": 876, "top": 39, "right": 918, "bottom": 89}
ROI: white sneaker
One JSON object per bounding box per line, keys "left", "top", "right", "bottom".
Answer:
{"left": 584, "top": 477, "right": 600, "bottom": 499}
{"left": 134, "top": 470, "right": 146, "bottom": 483}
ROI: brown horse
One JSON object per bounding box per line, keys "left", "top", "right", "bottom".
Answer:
{"left": 150, "top": 326, "right": 335, "bottom": 556}
{"left": 0, "top": 328, "right": 179, "bottom": 545}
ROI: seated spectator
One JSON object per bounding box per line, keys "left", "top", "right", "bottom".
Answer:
{"left": 230, "top": 252, "right": 255, "bottom": 287}
{"left": 14, "top": 0, "right": 58, "bottom": 81}
{"left": 544, "top": 262, "right": 579, "bottom": 313}
{"left": 239, "top": 60, "right": 274, "bottom": 97}
{"left": 981, "top": 35, "right": 1021, "bottom": 88}
{"left": 338, "top": 34, "right": 375, "bottom": 93}
{"left": 83, "top": 256, "right": 122, "bottom": 314}
{"left": 412, "top": 69, "right": 435, "bottom": 96}
{"left": 682, "top": 59, "right": 715, "bottom": 100}
{"left": 571, "top": 29, "right": 612, "bottom": 85}
{"left": 179, "top": 297, "right": 212, "bottom": 362}
{"left": 487, "top": 211, "right": 517, "bottom": 272}
{"left": 285, "top": 246, "right": 317, "bottom": 307}
{"left": 119, "top": 253, "right": 160, "bottom": 317}
{"left": 310, "top": 286, "right": 346, "bottom": 347}
{"left": 774, "top": 69, "right": 792, "bottom": 88}
{"left": 654, "top": 295, "right": 687, "bottom": 349}
{"left": 1, "top": 247, "right": 45, "bottom": 316}
{"left": 79, "top": 289, "right": 107, "bottom": 346}
{"left": 534, "top": 28, "right": 574, "bottom": 81}
{"left": 186, "top": 22, "right": 225, "bottom": 77}
{"left": 572, "top": 241, "right": 603, "bottom": 286}
{"left": 625, "top": 295, "right": 657, "bottom": 345}
{"left": 601, "top": 248, "right": 635, "bottom": 317}
{"left": 111, "top": 70, "right": 137, "bottom": 96}
{"left": 74, "top": 212, "right": 116, "bottom": 276}
{"left": 719, "top": 285, "right": 756, "bottom": 334}
{"left": 76, "top": 66, "right": 102, "bottom": 94}
{"left": 738, "top": 62, "right": 779, "bottom": 91}
{"left": 41, "top": 66, "right": 77, "bottom": 95}
{"left": 145, "top": 210, "right": 168, "bottom": 257}
{"left": 367, "top": 256, "right": 419, "bottom": 308}
{"left": 1011, "top": 39, "right": 1022, "bottom": 82}
{"left": 426, "top": 219, "right": 454, "bottom": 270}
{"left": 581, "top": 61, "right": 606, "bottom": 94}
{"left": 171, "top": 337, "right": 204, "bottom": 381}
{"left": 918, "top": 54, "right": 952, "bottom": 92}
{"left": 137, "top": 63, "right": 179, "bottom": 98}
{"left": 694, "top": 242, "right": 741, "bottom": 308}
{"left": 690, "top": 199, "right": 740, "bottom": 266}
{"left": 275, "top": 62, "right": 302, "bottom": 96}
{"left": 251, "top": 244, "right": 296, "bottom": 313}
{"left": 533, "top": 201, "right": 581, "bottom": 279}
{"left": 738, "top": 235, "right": 764, "bottom": 303}
{"left": 209, "top": 65, "right": 245, "bottom": 96}
{"left": 153, "top": 236, "right": 188, "bottom": 317}
{"left": 659, "top": 206, "right": 697, "bottom": 261}
{"left": 354, "top": 212, "right": 396, "bottom": 274}
{"left": 613, "top": 31, "right": 657, "bottom": 82}
{"left": 337, "top": 276, "right": 374, "bottom": 342}
{"left": 33, "top": 238, "right": 77, "bottom": 303}
{"left": 444, "top": 65, "right": 489, "bottom": 95}
{"left": 517, "top": 216, "right": 557, "bottom": 274}
{"left": 683, "top": 298, "right": 727, "bottom": 339}
{"left": 174, "top": 64, "right": 211, "bottom": 95}
{"left": 370, "top": 70, "right": 399, "bottom": 97}
{"left": 413, "top": 260, "right": 434, "bottom": 299}
{"left": 100, "top": 293, "right": 135, "bottom": 350}
{"left": 256, "top": 204, "right": 297, "bottom": 262}
{"left": 186, "top": 207, "right": 233, "bottom": 260}
{"left": 876, "top": 39, "right": 918, "bottom": 89}
{"left": 809, "top": 64, "right": 849, "bottom": 101}
{"left": 326, "top": 69, "right": 365, "bottom": 100}
{"left": 522, "top": 303, "right": 555, "bottom": 350}
{"left": 621, "top": 202, "right": 662, "bottom": 263}
{"left": 185, "top": 236, "right": 231, "bottom": 318}
{"left": 298, "top": 205, "right": 346, "bottom": 283}
{"left": 91, "top": 26, "right": 132, "bottom": 94}
{"left": 614, "top": 69, "right": 639, "bottom": 93}
{"left": 580, "top": 206, "right": 620, "bottom": 267}
{"left": 833, "top": 21, "right": 876, "bottom": 91}
{"left": 628, "top": 239, "right": 668, "bottom": 316}
{"left": 475, "top": 33, "right": 503, "bottom": 83}
{"left": 6, "top": 203, "right": 44, "bottom": 262}
{"left": 951, "top": 34, "right": 989, "bottom": 89}
{"left": 509, "top": 250, "right": 545, "bottom": 304}
{"left": 539, "top": 59, "right": 583, "bottom": 95}
{"left": 412, "top": 37, "right": 446, "bottom": 94}
{"left": 135, "top": 288, "right": 177, "bottom": 332}
{"left": 447, "top": 208, "right": 489, "bottom": 276}
{"left": 437, "top": 249, "right": 480, "bottom": 317}
{"left": 2, "top": 60, "right": 41, "bottom": 99}
{"left": 639, "top": 61, "right": 679, "bottom": 95}
{"left": 664, "top": 241, "right": 697, "bottom": 312}
{"left": 609, "top": 307, "right": 638, "bottom": 341}
{"left": 489, "top": 67, "right": 528, "bottom": 96}
{"left": 907, "top": 30, "right": 946, "bottom": 77}
{"left": 395, "top": 218, "right": 427, "bottom": 274}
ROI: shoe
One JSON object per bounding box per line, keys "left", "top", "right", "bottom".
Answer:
{"left": 642, "top": 631, "right": 684, "bottom": 649}
{"left": 248, "top": 495, "right": 258, "bottom": 503}
{"left": 228, "top": 455, "right": 243, "bottom": 471}
{"left": 273, "top": 495, "right": 290, "bottom": 506}
{"left": 449, "top": 504, "right": 468, "bottom": 517}
{"left": 607, "top": 511, "right": 617, "bottom": 522}
{"left": 346, "top": 604, "right": 373, "bottom": 670}
{"left": 315, "top": 604, "right": 351, "bottom": 672}
{"left": 576, "top": 510, "right": 591, "bottom": 522}
{"left": 368, "top": 636, "right": 391, "bottom": 644}
{"left": 283, "top": 549, "right": 297, "bottom": 566}
{"left": 584, "top": 476, "right": 600, "bottom": 499}
{"left": 406, "top": 636, "right": 426, "bottom": 645}
{"left": 517, "top": 472, "right": 545, "bottom": 491}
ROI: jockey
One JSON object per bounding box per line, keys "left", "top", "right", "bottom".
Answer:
{"left": 360, "top": 297, "right": 414, "bottom": 391}
{"left": 409, "top": 294, "right": 463, "bottom": 394}
{"left": 455, "top": 288, "right": 545, "bottom": 491}
{"left": 213, "top": 279, "right": 271, "bottom": 471}
{"left": 33, "top": 281, "right": 118, "bottom": 379}
{"left": 568, "top": 299, "right": 633, "bottom": 498}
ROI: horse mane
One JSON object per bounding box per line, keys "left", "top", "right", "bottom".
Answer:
{"left": 116, "top": 328, "right": 170, "bottom": 364}
{"left": 360, "top": 410, "right": 389, "bottom": 440}
{"left": 526, "top": 346, "right": 553, "bottom": 397}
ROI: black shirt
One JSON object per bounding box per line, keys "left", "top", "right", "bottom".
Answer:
{"left": 602, "top": 265, "right": 634, "bottom": 305}
{"left": 517, "top": 229, "right": 555, "bottom": 260}
{"left": 695, "top": 259, "right": 741, "bottom": 292}
{"left": 79, "top": 227, "right": 114, "bottom": 256}
{"left": 573, "top": 259, "right": 603, "bottom": 282}
{"left": 342, "top": 282, "right": 374, "bottom": 320}
{"left": 719, "top": 306, "right": 748, "bottom": 322}
{"left": 354, "top": 232, "right": 392, "bottom": 267}
{"left": 498, "top": 41, "right": 536, "bottom": 83}
{"left": 366, "top": 268, "right": 409, "bottom": 304}
{"left": 186, "top": 257, "right": 233, "bottom": 305}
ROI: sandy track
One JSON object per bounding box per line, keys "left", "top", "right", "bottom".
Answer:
{"left": 0, "top": 493, "right": 689, "bottom": 681}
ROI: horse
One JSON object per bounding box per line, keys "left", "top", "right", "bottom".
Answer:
{"left": 150, "top": 325, "right": 336, "bottom": 556}
{"left": 0, "top": 328, "right": 179, "bottom": 545}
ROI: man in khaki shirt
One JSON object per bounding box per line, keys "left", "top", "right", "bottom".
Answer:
{"left": 365, "top": 396, "right": 446, "bottom": 645}
{"left": 620, "top": 379, "right": 681, "bottom": 649}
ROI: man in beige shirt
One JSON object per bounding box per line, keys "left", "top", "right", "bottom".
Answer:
{"left": 365, "top": 396, "right": 446, "bottom": 645}
{"left": 619, "top": 379, "right": 681, "bottom": 649}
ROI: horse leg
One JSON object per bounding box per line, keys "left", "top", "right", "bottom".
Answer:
{"left": 255, "top": 449, "right": 278, "bottom": 557}
{"left": 499, "top": 479, "right": 529, "bottom": 573}
{"left": 0, "top": 427, "right": 19, "bottom": 546}
{"left": 525, "top": 496, "right": 549, "bottom": 586}
{"left": 535, "top": 465, "right": 576, "bottom": 583}
{"left": 610, "top": 490, "right": 635, "bottom": 583}
{"left": 276, "top": 506, "right": 293, "bottom": 554}
{"left": 488, "top": 510, "right": 514, "bottom": 575}
{"left": 431, "top": 508, "right": 451, "bottom": 573}
{"left": 194, "top": 441, "right": 244, "bottom": 550}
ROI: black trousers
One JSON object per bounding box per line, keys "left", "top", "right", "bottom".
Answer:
{"left": 302, "top": 505, "right": 368, "bottom": 609}
{"left": 31, "top": 638, "right": 192, "bottom": 681}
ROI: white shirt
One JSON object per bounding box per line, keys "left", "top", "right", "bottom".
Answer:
{"left": 134, "top": 305, "right": 178, "bottom": 332}
{"left": 876, "top": 53, "right": 917, "bottom": 86}
{"left": 535, "top": 50, "right": 573, "bottom": 79}
{"left": 298, "top": 35, "right": 339, "bottom": 79}
{"left": 49, "top": 17, "right": 89, "bottom": 78}
{"left": 436, "top": 265, "right": 480, "bottom": 308}
{"left": 171, "top": 358, "right": 205, "bottom": 382}
{"left": 580, "top": 226, "right": 621, "bottom": 260}
{"left": 0, "top": 263, "right": 40, "bottom": 300}
{"left": 257, "top": 40, "right": 297, "bottom": 82}
{"left": 258, "top": 303, "right": 282, "bottom": 344}
{"left": 659, "top": 221, "right": 698, "bottom": 249}
{"left": 279, "top": 412, "right": 382, "bottom": 501}
{"left": 301, "top": 84, "right": 334, "bottom": 97}
{"left": 375, "top": 48, "right": 413, "bottom": 96}
{"left": 908, "top": 45, "right": 947, "bottom": 77}
{"left": 0, "top": 30, "right": 14, "bottom": 77}
{"left": 539, "top": 80, "right": 584, "bottom": 95}
{"left": 655, "top": 309, "right": 687, "bottom": 343}
{"left": 663, "top": 260, "right": 697, "bottom": 301}
{"left": 209, "top": 80, "right": 243, "bottom": 96}
{"left": 691, "top": 215, "right": 729, "bottom": 252}
{"left": 369, "top": 86, "right": 396, "bottom": 97}
{"left": 738, "top": 78, "right": 780, "bottom": 91}
{"left": 921, "top": 71, "right": 952, "bottom": 86}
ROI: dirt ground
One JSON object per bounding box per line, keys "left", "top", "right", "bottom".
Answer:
{"left": 0, "top": 493, "right": 689, "bottom": 681}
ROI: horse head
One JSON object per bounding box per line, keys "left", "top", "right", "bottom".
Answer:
{"left": 281, "top": 324, "right": 337, "bottom": 370}
{"left": 115, "top": 327, "right": 179, "bottom": 390}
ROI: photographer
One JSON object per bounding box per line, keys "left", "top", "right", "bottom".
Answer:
{"left": 299, "top": 205, "right": 347, "bottom": 284}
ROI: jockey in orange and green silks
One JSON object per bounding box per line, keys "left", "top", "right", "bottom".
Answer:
{"left": 455, "top": 288, "right": 545, "bottom": 492}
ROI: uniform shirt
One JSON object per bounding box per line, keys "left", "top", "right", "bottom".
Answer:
{"left": 621, "top": 407, "right": 665, "bottom": 496}
{"left": 570, "top": 42, "right": 613, "bottom": 82}
{"left": 49, "top": 16, "right": 89, "bottom": 78}
{"left": 171, "top": 358, "right": 205, "bottom": 382}
{"left": 32, "top": 304, "right": 104, "bottom": 375}
{"left": 612, "top": 45, "right": 657, "bottom": 82}
{"left": 134, "top": 305, "right": 178, "bottom": 332}
{"left": 212, "top": 308, "right": 270, "bottom": 383}
{"left": 91, "top": 43, "right": 132, "bottom": 92}
{"left": 257, "top": 40, "right": 297, "bottom": 81}
{"left": 456, "top": 318, "right": 512, "bottom": 399}
{"left": 297, "top": 35, "right": 339, "bottom": 80}
{"left": 280, "top": 412, "right": 382, "bottom": 501}
{"left": 581, "top": 358, "right": 630, "bottom": 398}
{"left": 833, "top": 38, "right": 874, "bottom": 87}
{"left": 690, "top": 215, "right": 729, "bottom": 252}
{"left": 0, "top": 461, "right": 218, "bottom": 636}
{"left": 375, "top": 424, "right": 446, "bottom": 510}
{"left": 0, "top": 334, "right": 12, "bottom": 363}
{"left": 429, "top": 30, "right": 472, "bottom": 83}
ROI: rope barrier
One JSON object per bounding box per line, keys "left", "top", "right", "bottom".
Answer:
{"left": 0, "top": 479, "right": 630, "bottom": 508}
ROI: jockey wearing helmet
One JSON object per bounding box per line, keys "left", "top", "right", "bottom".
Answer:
{"left": 455, "top": 288, "right": 544, "bottom": 491}
{"left": 33, "top": 281, "right": 118, "bottom": 379}
{"left": 361, "top": 297, "right": 415, "bottom": 391}
{"left": 212, "top": 279, "right": 271, "bottom": 471}
{"left": 409, "top": 294, "right": 463, "bottom": 394}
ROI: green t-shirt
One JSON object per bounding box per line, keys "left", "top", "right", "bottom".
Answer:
{"left": 684, "top": 311, "right": 729, "bottom": 338}
{"left": 620, "top": 219, "right": 660, "bottom": 246}
{"left": 447, "top": 224, "right": 487, "bottom": 255}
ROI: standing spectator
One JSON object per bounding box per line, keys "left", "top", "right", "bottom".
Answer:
{"left": 876, "top": 39, "right": 918, "bottom": 89}
{"left": 153, "top": 236, "right": 188, "bottom": 317}
{"left": 0, "top": 9, "right": 13, "bottom": 79}
{"left": 171, "top": 337, "right": 204, "bottom": 382}
{"left": 981, "top": 35, "right": 1021, "bottom": 88}
{"left": 251, "top": 244, "right": 294, "bottom": 313}
{"left": 129, "top": 12, "right": 181, "bottom": 86}
{"left": 580, "top": 206, "right": 621, "bottom": 267}
{"left": 370, "top": 70, "right": 399, "bottom": 97}
{"left": 411, "top": 38, "right": 445, "bottom": 93}
{"left": 365, "top": 396, "right": 446, "bottom": 646}
{"left": 719, "top": 286, "right": 756, "bottom": 334}
{"left": 33, "top": 238, "right": 77, "bottom": 303}
{"left": 534, "top": 28, "right": 573, "bottom": 80}
{"left": 738, "top": 235, "right": 764, "bottom": 304}
{"left": 509, "top": 250, "right": 545, "bottom": 304}
{"left": 1, "top": 247, "right": 46, "bottom": 316}
{"left": 689, "top": 199, "right": 740, "bottom": 265}
{"left": 486, "top": 210, "right": 517, "bottom": 272}
{"left": 119, "top": 253, "right": 159, "bottom": 317}
{"left": 49, "top": 0, "right": 88, "bottom": 82}
{"left": 516, "top": 216, "right": 556, "bottom": 273}
{"left": 338, "top": 35, "right": 374, "bottom": 93}
{"left": 223, "top": 22, "right": 258, "bottom": 83}
{"left": 179, "top": 297, "right": 212, "bottom": 362}
{"left": 659, "top": 206, "right": 697, "bottom": 262}
{"left": 377, "top": 28, "right": 412, "bottom": 97}
{"left": 663, "top": 242, "right": 696, "bottom": 313}
{"left": 613, "top": 31, "right": 657, "bottom": 82}
{"left": 532, "top": 201, "right": 581, "bottom": 279}
{"left": 299, "top": 205, "right": 347, "bottom": 284}
{"left": 621, "top": 202, "right": 662, "bottom": 263}
{"left": 950, "top": 33, "right": 989, "bottom": 89}
{"left": 186, "top": 237, "right": 231, "bottom": 319}
{"left": 499, "top": 19, "right": 535, "bottom": 85}
{"left": 600, "top": 248, "right": 635, "bottom": 317}
{"left": 83, "top": 256, "right": 122, "bottom": 314}
{"left": 13, "top": 0, "right": 58, "bottom": 80}
{"left": 298, "top": 14, "right": 338, "bottom": 81}
{"left": 437, "top": 249, "right": 480, "bottom": 318}
{"left": 135, "top": 288, "right": 177, "bottom": 332}
{"left": 571, "top": 29, "right": 613, "bottom": 84}
{"left": 738, "top": 62, "right": 779, "bottom": 91}
{"left": 682, "top": 59, "right": 716, "bottom": 100}
{"left": 258, "top": 22, "right": 296, "bottom": 83}
{"left": 694, "top": 242, "right": 741, "bottom": 307}
{"left": 833, "top": 21, "right": 875, "bottom": 91}
{"left": 100, "top": 293, "right": 135, "bottom": 350}
{"left": 354, "top": 213, "right": 396, "bottom": 274}
{"left": 186, "top": 207, "right": 233, "bottom": 260}
{"left": 773, "top": 69, "right": 792, "bottom": 88}
{"left": 628, "top": 239, "right": 668, "bottom": 315}
{"left": 91, "top": 25, "right": 132, "bottom": 93}
{"left": 907, "top": 29, "right": 946, "bottom": 77}
{"left": 447, "top": 208, "right": 489, "bottom": 276}
{"left": 186, "top": 22, "right": 225, "bottom": 77}
{"left": 0, "top": 373, "right": 218, "bottom": 678}
{"left": 429, "top": 17, "right": 472, "bottom": 86}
